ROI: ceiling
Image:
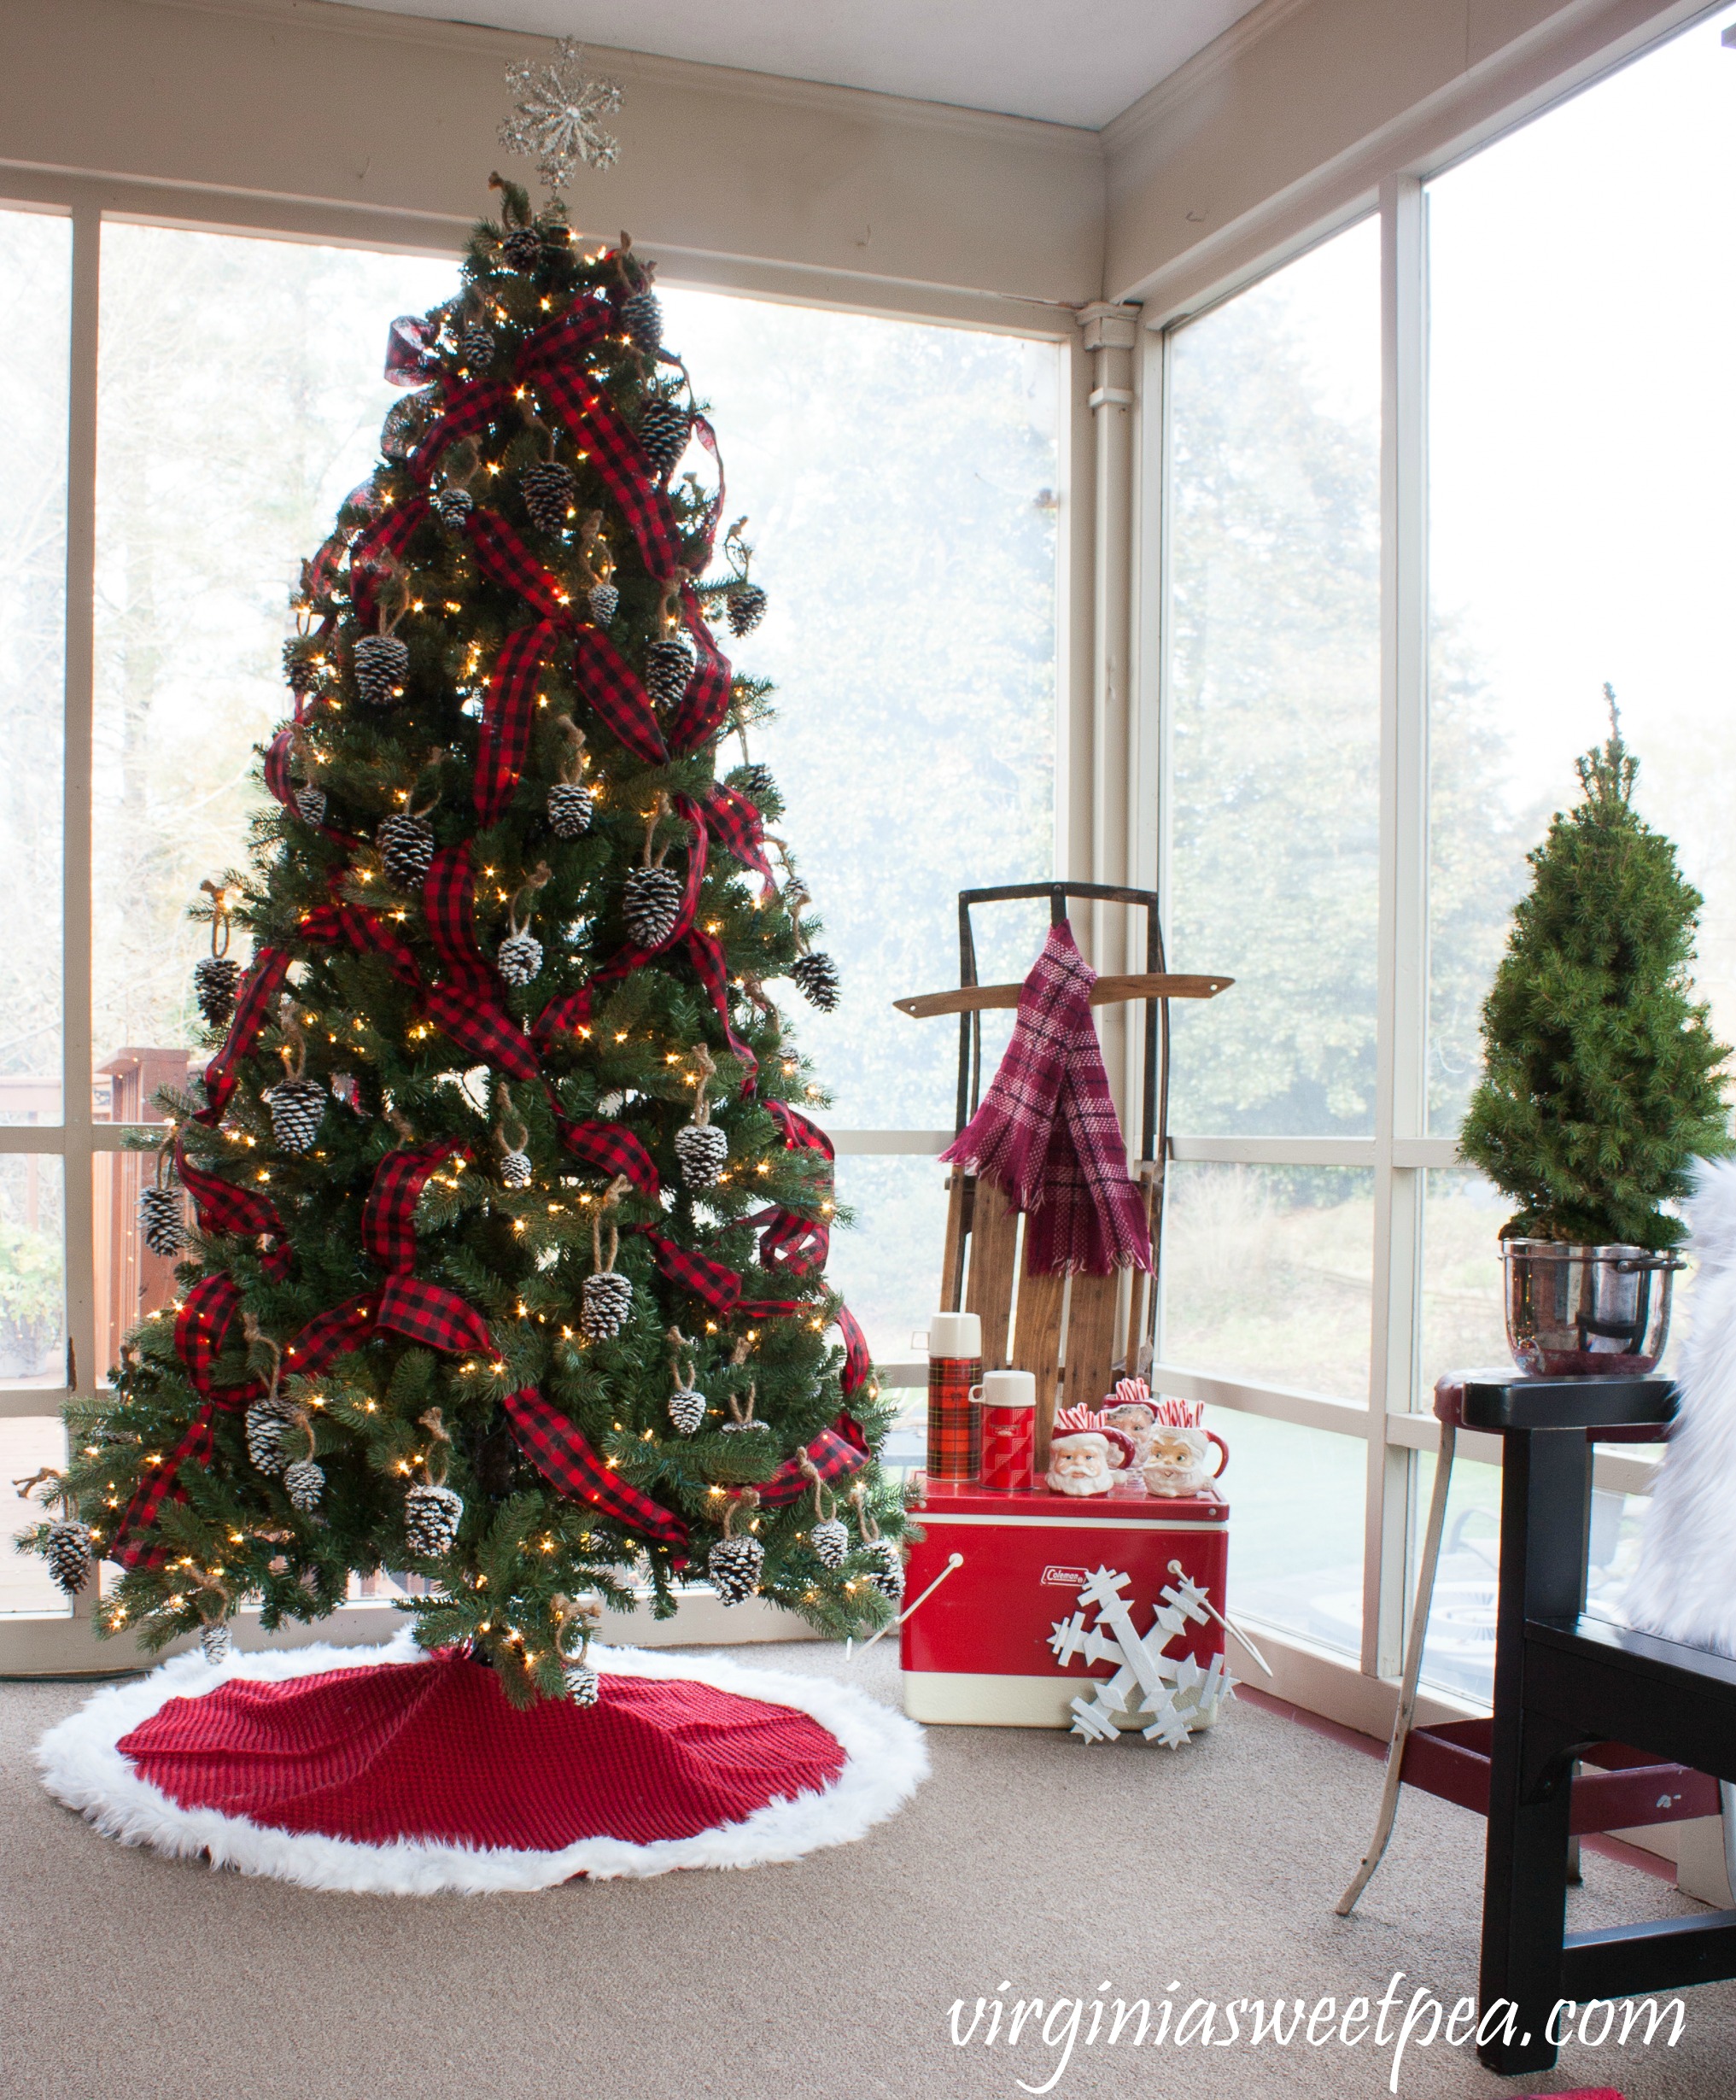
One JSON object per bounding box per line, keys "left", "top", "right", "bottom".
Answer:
{"left": 337, "top": 0, "right": 1268, "bottom": 130}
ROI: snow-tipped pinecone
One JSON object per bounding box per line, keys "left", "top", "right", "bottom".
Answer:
{"left": 862, "top": 1538, "right": 906, "bottom": 1605}
{"left": 588, "top": 581, "right": 619, "bottom": 624}
{"left": 283, "top": 1455, "right": 324, "bottom": 1512}
{"left": 245, "top": 1401, "right": 293, "bottom": 1473}
{"left": 581, "top": 1270, "right": 633, "bottom": 1341}
{"left": 564, "top": 1660, "right": 601, "bottom": 1706}
{"left": 354, "top": 632, "right": 409, "bottom": 706}
{"left": 638, "top": 399, "right": 690, "bottom": 480}
{"left": 623, "top": 865, "right": 682, "bottom": 949}
{"left": 282, "top": 634, "right": 323, "bottom": 689}
{"left": 497, "top": 930, "right": 543, "bottom": 986}
{"left": 729, "top": 763, "right": 775, "bottom": 806}
{"left": 645, "top": 630, "right": 698, "bottom": 709}
{"left": 404, "top": 1483, "right": 464, "bottom": 1558}
{"left": 295, "top": 782, "right": 328, "bottom": 827}
{"left": 621, "top": 286, "right": 663, "bottom": 353}
{"left": 811, "top": 1516, "right": 849, "bottom": 1569}
{"left": 708, "top": 1532, "right": 763, "bottom": 1606}
{"left": 727, "top": 582, "right": 768, "bottom": 637}
{"left": 137, "top": 1185, "right": 184, "bottom": 1259}
{"left": 380, "top": 394, "right": 429, "bottom": 461}
{"left": 267, "top": 1079, "right": 326, "bottom": 1154}
{"left": 194, "top": 953, "right": 241, "bottom": 1027}
{"left": 520, "top": 460, "right": 576, "bottom": 535}
{"left": 675, "top": 1121, "right": 727, "bottom": 1190}
{"left": 501, "top": 225, "right": 542, "bottom": 271}
{"left": 377, "top": 810, "right": 435, "bottom": 889}
{"left": 456, "top": 322, "right": 494, "bottom": 370}
{"left": 44, "top": 1519, "right": 91, "bottom": 1594}
{"left": 668, "top": 1386, "right": 706, "bottom": 1436}
{"left": 499, "top": 1147, "right": 533, "bottom": 1189}
{"left": 433, "top": 486, "right": 474, "bottom": 529}
{"left": 791, "top": 951, "right": 841, "bottom": 1012}
{"left": 200, "top": 1621, "right": 232, "bottom": 1664}
{"left": 547, "top": 781, "right": 594, "bottom": 839}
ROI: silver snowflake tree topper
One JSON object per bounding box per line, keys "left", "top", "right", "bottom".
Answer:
{"left": 499, "top": 38, "right": 623, "bottom": 197}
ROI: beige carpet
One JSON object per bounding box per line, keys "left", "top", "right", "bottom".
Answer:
{"left": 3, "top": 1641, "right": 1731, "bottom": 2100}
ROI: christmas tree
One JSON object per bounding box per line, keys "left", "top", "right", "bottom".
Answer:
{"left": 1459, "top": 692, "right": 1732, "bottom": 1249}
{"left": 23, "top": 177, "right": 905, "bottom": 1702}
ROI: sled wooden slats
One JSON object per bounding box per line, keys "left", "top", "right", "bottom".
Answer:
{"left": 1061, "top": 1273, "right": 1120, "bottom": 1419}
{"left": 1010, "top": 1263, "right": 1066, "bottom": 1470}
{"left": 938, "top": 1171, "right": 968, "bottom": 1317}
{"left": 962, "top": 1177, "right": 1020, "bottom": 1368}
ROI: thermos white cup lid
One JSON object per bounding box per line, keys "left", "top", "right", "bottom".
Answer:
{"left": 927, "top": 1312, "right": 982, "bottom": 1358}
{"left": 973, "top": 1369, "right": 1036, "bottom": 1407}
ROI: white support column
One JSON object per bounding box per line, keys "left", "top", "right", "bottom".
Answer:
{"left": 1363, "top": 175, "right": 1430, "bottom": 1682}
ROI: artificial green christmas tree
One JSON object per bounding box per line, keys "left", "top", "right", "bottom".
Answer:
{"left": 1459, "top": 692, "right": 1732, "bottom": 1249}
{"left": 21, "top": 176, "right": 903, "bottom": 1702}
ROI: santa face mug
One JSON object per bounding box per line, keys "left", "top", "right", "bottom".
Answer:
{"left": 1143, "top": 1425, "right": 1229, "bottom": 1499}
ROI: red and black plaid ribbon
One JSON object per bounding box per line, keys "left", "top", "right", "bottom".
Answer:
{"left": 299, "top": 894, "right": 422, "bottom": 989}
{"left": 465, "top": 509, "right": 569, "bottom": 619}
{"left": 285, "top": 1293, "right": 377, "bottom": 1375}
{"left": 348, "top": 496, "right": 430, "bottom": 629}
{"left": 475, "top": 618, "right": 564, "bottom": 825}
{"left": 421, "top": 845, "right": 541, "bottom": 1079}
{"left": 754, "top": 1424, "right": 870, "bottom": 1509}
{"left": 377, "top": 1275, "right": 495, "bottom": 1356}
{"left": 526, "top": 358, "right": 683, "bottom": 584}
{"left": 502, "top": 1384, "right": 689, "bottom": 1564}
{"left": 555, "top": 1117, "right": 660, "bottom": 1196}
{"left": 702, "top": 782, "right": 774, "bottom": 890}
{"left": 196, "top": 947, "right": 293, "bottom": 1127}
{"left": 364, "top": 1139, "right": 466, "bottom": 1275}
{"left": 664, "top": 588, "right": 734, "bottom": 755}
{"left": 570, "top": 627, "right": 670, "bottom": 767}
{"left": 424, "top": 981, "right": 542, "bottom": 1081}
{"left": 384, "top": 313, "right": 440, "bottom": 388}
{"left": 172, "top": 1134, "right": 291, "bottom": 1279}
{"left": 834, "top": 1303, "right": 872, "bottom": 1397}
{"left": 686, "top": 924, "right": 760, "bottom": 1082}
{"left": 405, "top": 378, "right": 511, "bottom": 485}
{"left": 751, "top": 1206, "right": 830, "bottom": 1278}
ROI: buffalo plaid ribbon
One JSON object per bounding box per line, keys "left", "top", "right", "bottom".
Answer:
{"left": 942, "top": 920, "right": 1152, "bottom": 1277}
{"left": 754, "top": 1424, "right": 870, "bottom": 1509}
{"left": 348, "top": 495, "right": 431, "bottom": 629}
{"left": 475, "top": 618, "right": 564, "bottom": 824}
{"left": 665, "top": 588, "right": 734, "bottom": 755}
{"left": 834, "top": 1303, "right": 872, "bottom": 1398}
{"left": 299, "top": 895, "right": 422, "bottom": 988}
{"left": 173, "top": 1134, "right": 291, "bottom": 1279}
{"left": 377, "top": 1274, "right": 495, "bottom": 1356}
{"left": 108, "top": 1274, "right": 260, "bottom": 1569}
{"left": 634, "top": 1227, "right": 806, "bottom": 1320}
{"left": 751, "top": 1206, "right": 829, "bottom": 1278}
{"left": 422, "top": 844, "right": 541, "bottom": 1080}
{"left": 364, "top": 1139, "right": 467, "bottom": 1274}
{"left": 285, "top": 1293, "right": 377, "bottom": 1375}
{"left": 570, "top": 627, "right": 670, "bottom": 766}
{"left": 405, "top": 377, "right": 511, "bottom": 485}
{"left": 555, "top": 1117, "right": 660, "bottom": 1196}
{"left": 384, "top": 313, "right": 440, "bottom": 388}
{"left": 702, "top": 782, "right": 774, "bottom": 890}
{"left": 527, "top": 357, "right": 683, "bottom": 584}
{"left": 502, "top": 1384, "right": 689, "bottom": 1564}
{"left": 196, "top": 947, "right": 293, "bottom": 1126}
{"left": 686, "top": 924, "right": 759, "bottom": 1082}
{"left": 465, "top": 509, "right": 570, "bottom": 619}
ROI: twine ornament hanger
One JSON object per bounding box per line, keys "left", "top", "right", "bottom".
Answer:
{"left": 553, "top": 714, "right": 588, "bottom": 788}
{"left": 592, "top": 1172, "right": 632, "bottom": 1277}
{"left": 418, "top": 1407, "right": 454, "bottom": 1491}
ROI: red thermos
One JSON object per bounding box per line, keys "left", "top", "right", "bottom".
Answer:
{"left": 926, "top": 1313, "right": 982, "bottom": 1480}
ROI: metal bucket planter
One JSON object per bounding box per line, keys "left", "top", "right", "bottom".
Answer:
{"left": 1499, "top": 1239, "right": 1683, "bottom": 1377}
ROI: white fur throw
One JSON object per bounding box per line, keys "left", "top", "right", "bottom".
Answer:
{"left": 1622, "top": 1156, "right": 1736, "bottom": 1658}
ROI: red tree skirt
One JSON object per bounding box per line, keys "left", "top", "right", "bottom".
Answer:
{"left": 36, "top": 1633, "right": 927, "bottom": 1894}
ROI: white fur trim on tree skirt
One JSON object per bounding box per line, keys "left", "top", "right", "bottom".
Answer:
{"left": 35, "top": 1631, "right": 929, "bottom": 1896}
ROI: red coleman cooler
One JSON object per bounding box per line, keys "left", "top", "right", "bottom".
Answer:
{"left": 899, "top": 1480, "right": 1230, "bottom": 1727}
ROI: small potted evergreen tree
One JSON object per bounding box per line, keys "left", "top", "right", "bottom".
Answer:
{"left": 1459, "top": 693, "right": 1732, "bottom": 1373}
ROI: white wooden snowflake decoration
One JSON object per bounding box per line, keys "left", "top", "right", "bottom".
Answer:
{"left": 499, "top": 39, "right": 623, "bottom": 196}
{"left": 1049, "top": 1566, "right": 1234, "bottom": 1746}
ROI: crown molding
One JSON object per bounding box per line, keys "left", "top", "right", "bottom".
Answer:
{"left": 1099, "top": 0, "right": 1321, "bottom": 156}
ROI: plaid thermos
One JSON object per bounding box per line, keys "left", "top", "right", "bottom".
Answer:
{"left": 926, "top": 1312, "right": 982, "bottom": 1479}
{"left": 974, "top": 1368, "right": 1037, "bottom": 1492}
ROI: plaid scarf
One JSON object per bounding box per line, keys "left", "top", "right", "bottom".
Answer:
{"left": 941, "top": 920, "right": 1152, "bottom": 1277}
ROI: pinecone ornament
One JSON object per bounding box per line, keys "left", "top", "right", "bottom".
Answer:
{"left": 194, "top": 953, "right": 241, "bottom": 1027}
{"left": 245, "top": 1401, "right": 293, "bottom": 1473}
{"left": 675, "top": 1120, "right": 727, "bottom": 1190}
{"left": 267, "top": 1079, "right": 326, "bottom": 1154}
{"left": 727, "top": 581, "right": 769, "bottom": 637}
{"left": 582, "top": 1270, "right": 633, "bottom": 1340}
{"left": 283, "top": 1454, "right": 324, "bottom": 1512}
{"left": 433, "top": 486, "right": 474, "bottom": 529}
{"left": 455, "top": 322, "right": 494, "bottom": 370}
{"left": 377, "top": 810, "right": 435, "bottom": 889}
{"left": 404, "top": 1483, "right": 464, "bottom": 1558}
{"left": 295, "top": 782, "right": 328, "bottom": 827}
{"left": 621, "top": 286, "right": 663, "bottom": 353}
{"left": 668, "top": 1385, "right": 706, "bottom": 1436}
{"left": 792, "top": 951, "right": 841, "bottom": 1012}
{"left": 564, "top": 1659, "right": 601, "bottom": 1706}
{"left": 862, "top": 1538, "right": 906, "bottom": 1605}
{"left": 729, "top": 763, "right": 775, "bottom": 805}
{"left": 520, "top": 460, "right": 576, "bottom": 535}
{"left": 44, "top": 1519, "right": 91, "bottom": 1594}
{"left": 137, "top": 1184, "right": 184, "bottom": 1259}
{"left": 811, "top": 1516, "right": 850, "bottom": 1569}
{"left": 623, "top": 865, "right": 682, "bottom": 949}
{"left": 588, "top": 580, "right": 619, "bottom": 624}
{"left": 380, "top": 394, "right": 429, "bottom": 461}
{"left": 645, "top": 629, "right": 698, "bottom": 708}
{"left": 499, "top": 1146, "right": 533, "bottom": 1188}
{"left": 708, "top": 1532, "right": 763, "bottom": 1606}
{"left": 282, "top": 633, "right": 323, "bottom": 690}
{"left": 497, "top": 929, "right": 543, "bottom": 986}
{"left": 547, "top": 781, "right": 594, "bottom": 839}
{"left": 638, "top": 399, "right": 690, "bottom": 480}
{"left": 200, "top": 1621, "right": 233, "bottom": 1664}
{"left": 501, "top": 225, "right": 543, "bottom": 271}
{"left": 354, "top": 632, "right": 409, "bottom": 707}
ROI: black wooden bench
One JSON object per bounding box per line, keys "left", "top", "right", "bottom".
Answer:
{"left": 1465, "top": 1373, "right": 1736, "bottom": 2074}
